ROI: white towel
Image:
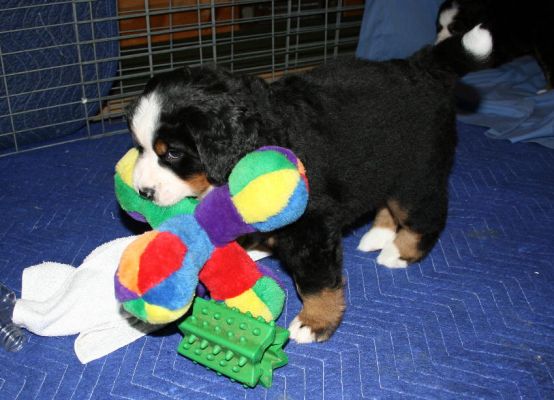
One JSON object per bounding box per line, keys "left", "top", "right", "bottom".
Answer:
{"left": 12, "top": 236, "right": 271, "bottom": 364}
{"left": 13, "top": 236, "right": 161, "bottom": 364}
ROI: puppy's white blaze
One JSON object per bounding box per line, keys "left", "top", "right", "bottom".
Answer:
{"left": 435, "top": 3, "right": 458, "bottom": 43}
{"left": 357, "top": 227, "right": 396, "bottom": 252}
{"left": 131, "top": 93, "right": 161, "bottom": 146}
{"left": 376, "top": 242, "right": 408, "bottom": 269}
{"left": 462, "top": 24, "right": 493, "bottom": 59}
{"left": 288, "top": 316, "right": 316, "bottom": 344}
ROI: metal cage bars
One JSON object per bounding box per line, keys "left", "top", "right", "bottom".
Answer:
{"left": 0, "top": 0, "right": 363, "bottom": 156}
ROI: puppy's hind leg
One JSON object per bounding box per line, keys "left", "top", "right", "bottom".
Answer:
{"left": 377, "top": 198, "right": 446, "bottom": 268}
{"left": 274, "top": 212, "right": 345, "bottom": 343}
{"left": 357, "top": 206, "right": 398, "bottom": 252}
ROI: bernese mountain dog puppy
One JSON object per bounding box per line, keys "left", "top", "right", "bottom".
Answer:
{"left": 125, "top": 26, "right": 492, "bottom": 343}
{"left": 436, "top": 0, "right": 553, "bottom": 90}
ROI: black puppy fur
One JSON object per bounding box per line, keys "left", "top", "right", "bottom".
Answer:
{"left": 436, "top": 0, "right": 554, "bottom": 89}
{"left": 126, "top": 30, "right": 491, "bottom": 342}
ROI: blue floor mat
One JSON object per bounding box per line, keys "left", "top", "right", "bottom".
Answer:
{"left": 0, "top": 122, "right": 553, "bottom": 399}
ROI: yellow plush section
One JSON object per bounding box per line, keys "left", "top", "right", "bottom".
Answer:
{"left": 144, "top": 301, "right": 192, "bottom": 324}
{"left": 118, "top": 230, "right": 159, "bottom": 295}
{"left": 232, "top": 169, "right": 299, "bottom": 224}
{"left": 115, "top": 148, "right": 139, "bottom": 187}
{"left": 225, "top": 289, "right": 273, "bottom": 322}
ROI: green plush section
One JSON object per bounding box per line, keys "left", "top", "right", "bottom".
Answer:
{"left": 252, "top": 276, "right": 285, "bottom": 320}
{"left": 123, "top": 298, "right": 148, "bottom": 321}
{"left": 228, "top": 150, "right": 296, "bottom": 196}
{"left": 114, "top": 173, "right": 198, "bottom": 228}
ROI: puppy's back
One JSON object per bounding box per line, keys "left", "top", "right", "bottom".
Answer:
{"left": 268, "top": 26, "right": 493, "bottom": 218}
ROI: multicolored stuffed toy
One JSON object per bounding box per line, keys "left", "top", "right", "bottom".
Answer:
{"left": 113, "top": 146, "right": 309, "bottom": 325}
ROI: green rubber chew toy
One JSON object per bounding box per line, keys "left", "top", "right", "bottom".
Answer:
{"left": 178, "top": 298, "right": 289, "bottom": 388}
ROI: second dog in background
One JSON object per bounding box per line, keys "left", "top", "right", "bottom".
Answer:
{"left": 436, "top": 0, "right": 554, "bottom": 91}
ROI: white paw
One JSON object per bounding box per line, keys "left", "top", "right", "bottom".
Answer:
{"left": 377, "top": 242, "right": 408, "bottom": 268}
{"left": 288, "top": 316, "right": 316, "bottom": 344}
{"left": 357, "top": 227, "right": 396, "bottom": 252}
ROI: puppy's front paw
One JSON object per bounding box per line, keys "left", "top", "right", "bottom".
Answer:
{"left": 357, "top": 227, "right": 396, "bottom": 252}
{"left": 289, "top": 287, "right": 345, "bottom": 344}
{"left": 377, "top": 242, "right": 408, "bottom": 268}
{"left": 288, "top": 316, "right": 317, "bottom": 343}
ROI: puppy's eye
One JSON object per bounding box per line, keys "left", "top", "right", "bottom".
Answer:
{"left": 165, "top": 150, "right": 184, "bottom": 161}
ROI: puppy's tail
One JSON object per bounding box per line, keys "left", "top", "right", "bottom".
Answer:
{"left": 430, "top": 24, "right": 493, "bottom": 77}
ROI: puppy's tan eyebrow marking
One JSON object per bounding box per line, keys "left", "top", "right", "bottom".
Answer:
{"left": 187, "top": 173, "right": 211, "bottom": 195}
{"left": 154, "top": 138, "right": 168, "bottom": 156}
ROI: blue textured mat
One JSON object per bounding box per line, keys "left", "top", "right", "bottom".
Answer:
{"left": 0, "top": 122, "right": 553, "bottom": 399}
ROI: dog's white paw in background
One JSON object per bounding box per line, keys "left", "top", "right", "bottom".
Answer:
{"left": 288, "top": 316, "right": 317, "bottom": 343}
{"left": 246, "top": 248, "right": 272, "bottom": 261}
{"left": 376, "top": 242, "right": 409, "bottom": 268}
{"left": 358, "top": 226, "right": 407, "bottom": 268}
{"left": 357, "top": 226, "right": 396, "bottom": 252}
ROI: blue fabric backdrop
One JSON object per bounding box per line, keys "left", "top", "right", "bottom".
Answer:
{"left": 356, "top": 0, "right": 443, "bottom": 61}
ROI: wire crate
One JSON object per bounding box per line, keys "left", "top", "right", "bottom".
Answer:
{"left": 0, "top": 0, "right": 364, "bottom": 156}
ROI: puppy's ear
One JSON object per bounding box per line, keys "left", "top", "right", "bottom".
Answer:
{"left": 184, "top": 105, "right": 260, "bottom": 185}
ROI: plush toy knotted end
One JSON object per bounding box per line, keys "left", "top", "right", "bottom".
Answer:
{"left": 227, "top": 147, "right": 309, "bottom": 232}
{"left": 114, "top": 228, "right": 202, "bottom": 324}
{"left": 115, "top": 148, "right": 139, "bottom": 187}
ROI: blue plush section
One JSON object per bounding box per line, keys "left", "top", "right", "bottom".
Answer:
{"left": 0, "top": 0, "right": 118, "bottom": 152}
{"left": 0, "top": 122, "right": 553, "bottom": 399}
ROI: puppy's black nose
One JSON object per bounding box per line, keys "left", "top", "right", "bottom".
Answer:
{"left": 139, "top": 188, "right": 155, "bottom": 200}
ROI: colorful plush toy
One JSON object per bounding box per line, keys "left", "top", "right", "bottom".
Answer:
{"left": 113, "top": 146, "right": 309, "bottom": 325}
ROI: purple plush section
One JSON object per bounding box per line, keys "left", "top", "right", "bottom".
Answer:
{"left": 127, "top": 211, "right": 147, "bottom": 223}
{"left": 195, "top": 281, "right": 209, "bottom": 299}
{"left": 259, "top": 145, "right": 298, "bottom": 166}
{"left": 194, "top": 185, "right": 255, "bottom": 247}
{"left": 114, "top": 276, "right": 139, "bottom": 302}
{"left": 256, "top": 262, "right": 284, "bottom": 289}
